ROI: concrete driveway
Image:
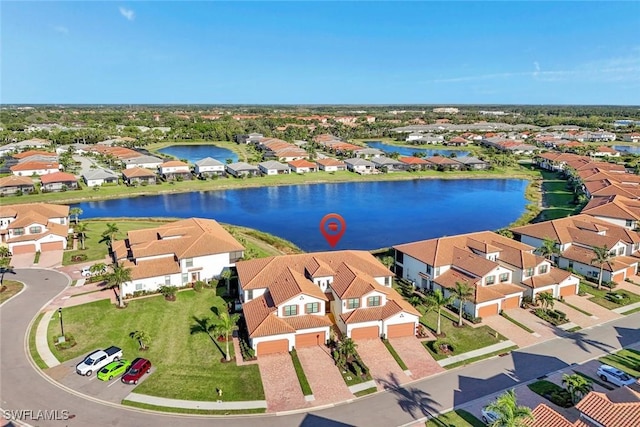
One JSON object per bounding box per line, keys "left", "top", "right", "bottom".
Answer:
{"left": 502, "top": 309, "right": 557, "bottom": 340}
{"left": 296, "top": 346, "right": 352, "bottom": 405}
{"left": 388, "top": 337, "right": 444, "bottom": 379}
{"left": 356, "top": 339, "right": 411, "bottom": 390}
{"left": 257, "top": 353, "right": 308, "bottom": 412}
{"left": 9, "top": 250, "right": 63, "bottom": 269}
{"left": 9, "top": 253, "right": 35, "bottom": 268}
{"left": 562, "top": 295, "right": 621, "bottom": 323}
{"left": 482, "top": 314, "right": 542, "bottom": 348}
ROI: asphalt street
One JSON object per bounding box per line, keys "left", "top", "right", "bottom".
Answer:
{"left": 1, "top": 269, "right": 639, "bottom": 427}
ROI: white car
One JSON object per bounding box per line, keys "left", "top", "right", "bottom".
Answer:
{"left": 597, "top": 364, "right": 637, "bottom": 387}
{"left": 481, "top": 407, "right": 499, "bottom": 425}
{"left": 80, "top": 267, "right": 93, "bottom": 277}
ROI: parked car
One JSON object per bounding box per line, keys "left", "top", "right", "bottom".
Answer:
{"left": 97, "top": 359, "right": 131, "bottom": 381}
{"left": 481, "top": 407, "right": 499, "bottom": 424}
{"left": 80, "top": 266, "right": 93, "bottom": 277}
{"left": 76, "top": 346, "right": 123, "bottom": 376}
{"left": 597, "top": 364, "right": 637, "bottom": 386}
{"left": 121, "top": 357, "right": 152, "bottom": 385}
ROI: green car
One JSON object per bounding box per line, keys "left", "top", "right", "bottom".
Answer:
{"left": 97, "top": 359, "right": 131, "bottom": 381}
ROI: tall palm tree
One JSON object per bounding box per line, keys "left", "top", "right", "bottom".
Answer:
{"left": 74, "top": 222, "right": 88, "bottom": 250}
{"left": 130, "top": 330, "right": 151, "bottom": 350}
{"left": 591, "top": 245, "right": 612, "bottom": 290}
{"left": 562, "top": 373, "right": 593, "bottom": 404}
{"left": 69, "top": 207, "right": 83, "bottom": 224}
{"left": 537, "top": 237, "right": 560, "bottom": 265}
{"left": 106, "top": 262, "right": 131, "bottom": 308}
{"left": 425, "top": 289, "right": 453, "bottom": 335}
{"left": 89, "top": 262, "right": 107, "bottom": 276}
{"left": 452, "top": 281, "right": 474, "bottom": 327}
{"left": 485, "top": 389, "right": 533, "bottom": 427}
{"left": 101, "top": 223, "right": 120, "bottom": 248}
{"left": 536, "top": 292, "right": 555, "bottom": 311}
{"left": 213, "top": 311, "right": 240, "bottom": 362}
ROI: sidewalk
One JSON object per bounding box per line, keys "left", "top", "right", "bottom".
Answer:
{"left": 125, "top": 392, "right": 267, "bottom": 411}
{"left": 438, "top": 340, "right": 516, "bottom": 367}
{"left": 36, "top": 310, "right": 60, "bottom": 368}
{"left": 43, "top": 281, "right": 115, "bottom": 311}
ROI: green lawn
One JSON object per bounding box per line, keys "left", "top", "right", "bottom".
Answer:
{"left": 425, "top": 409, "right": 485, "bottom": 427}
{"left": 290, "top": 350, "right": 313, "bottom": 396}
{"left": 29, "top": 312, "right": 48, "bottom": 370}
{"left": 121, "top": 400, "right": 266, "bottom": 415}
{"left": 528, "top": 380, "right": 563, "bottom": 396}
{"left": 536, "top": 170, "right": 579, "bottom": 221}
{"left": 444, "top": 346, "right": 518, "bottom": 370}
{"left": 581, "top": 283, "right": 640, "bottom": 310}
{"left": 382, "top": 339, "right": 409, "bottom": 370}
{"left": 353, "top": 387, "right": 377, "bottom": 397}
{"left": 599, "top": 349, "right": 640, "bottom": 378}
{"left": 419, "top": 309, "right": 507, "bottom": 361}
{"left": 46, "top": 290, "right": 264, "bottom": 401}
{"left": 0, "top": 280, "right": 24, "bottom": 304}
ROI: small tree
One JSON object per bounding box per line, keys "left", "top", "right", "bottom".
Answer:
{"left": 536, "top": 292, "right": 555, "bottom": 311}
{"left": 537, "top": 237, "right": 560, "bottom": 264}
{"left": 74, "top": 222, "right": 88, "bottom": 250}
{"left": 425, "top": 289, "right": 453, "bottom": 336}
{"left": 591, "top": 245, "right": 612, "bottom": 290}
{"left": 485, "top": 389, "right": 533, "bottom": 427}
{"left": 130, "top": 330, "right": 151, "bottom": 350}
{"left": 101, "top": 222, "right": 120, "bottom": 248}
{"left": 159, "top": 285, "right": 177, "bottom": 301}
{"left": 213, "top": 311, "right": 240, "bottom": 362}
{"left": 451, "top": 281, "right": 474, "bottom": 327}
{"left": 70, "top": 207, "right": 83, "bottom": 224}
{"left": 220, "top": 269, "right": 232, "bottom": 295}
{"left": 106, "top": 262, "right": 132, "bottom": 308}
{"left": 89, "top": 262, "right": 107, "bottom": 276}
{"left": 562, "top": 373, "right": 593, "bottom": 404}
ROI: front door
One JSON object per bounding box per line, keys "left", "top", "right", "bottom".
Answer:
{"left": 191, "top": 272, "right": 200, "bottom": 282}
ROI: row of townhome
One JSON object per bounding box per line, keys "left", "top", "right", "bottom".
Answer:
{"left": 0, "top": 203, "right": 70, "bottom": 254}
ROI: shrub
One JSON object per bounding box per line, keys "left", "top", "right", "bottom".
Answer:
{"left": 602, "top": 281, "right": 617, "bottom": 289}
{"left": 70, "top": 254, "right": 88, "bottom": 262}
{"left": 209, "top": 278, "right": 219, "bottom": 287}
{"left": 193, "top": 280, "right": 205, "bottom": 292}
{"left": 549, "top": 390, "right": 573, "bottom": 408}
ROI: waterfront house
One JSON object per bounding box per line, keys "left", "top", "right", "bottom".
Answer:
{"left": 455, "top": 156, "right": 489, "bottom": 170}
{"left": 258, "top": 160, "right": 290, "bottom": 175}
{"left": 121, "top": 167, "right": 157, "bottom": 186}
{"left": 194, "top": 157, "right": 225, "bottom": 177}
{"left": 122, "top": 155, "right": 164, "bottom": 170}
{"left": 0, "top": 203, "right": 69, "bottom": 254}
{"left": 315, "top": 158, "right": 346, "bottom": 172}
{"left": 406, "top": 133, "right": 444, "bottom": 144}
{"left": 581, "top": 195, "right": 640, "bottom": 230}
{"left": 10, "top": 161, "right": 60, "bottom": 177}
{"left": 225, "top": 162, "right": 260, "bottom": 178}
{"left": 159, "top": 160, "right": 192, "bottom": 181}
{"left": 40, "top": 172, "right": 78, "bottom": 192}
{"left": 425, "top": 156, "right": 463, "bottom": 171}
{"left": 111, "top": 218, "right": 244, "bottom": 297}
{"left": 398, "top": 156, "right": 431, "bottom": 171}
{"left": 345, "top": 158, "right": 376, "bottom": 174}
{"left": 352, "top": 147, "right": 384, "bottom": 159}
{"left": 591, "top": 146, "right": 620, "bottom": 158}
{"left": 288, "top": 159, "right": 317, "bottom": 173}
{"left": 82, "top": 168, "right": 119, "bottom": 187}
{"left": 0, "top": 175, "right": 35, "bottom": 196}
{"left": 237, "top": 251, "right": 420, "bottom": 356}
{"left": 371, "top": 156, "right": 408, "bottom": 172}
{"left": 444, "top": 136, "right": 471, "bottom": 146}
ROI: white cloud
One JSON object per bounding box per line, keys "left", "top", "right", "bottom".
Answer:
{"left": 533, "top": 61, "right": 540, "bottom": 78}
{"left": 53, "top": 25, "right": 69, "bottom": 35}
{"left": 119, "top": 6, "right": 135, "bottom": 21}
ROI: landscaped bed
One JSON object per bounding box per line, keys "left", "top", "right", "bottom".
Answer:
{"left": 45, "top": 290, "right": 264, "bottom": 402}
{"left": 581, "top": 282, "right": 640, "bottom": 310}
{"left": 599, "top": 348, "right": 640, "bottom": 378}
{"left": 527, "top": 380, "right": 573, "bottom": 408}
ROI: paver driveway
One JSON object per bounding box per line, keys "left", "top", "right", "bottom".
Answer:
{"left": 481, "top": 314, "right": 540, "bottom": 348}
{"left": 388, "top": 337, "right": 444, "bottom": 379}
{"left": 356, "top": 339, "right": 410, "bottom": 390}
{"left": 257, "top": 353, "right": 307, "bottom": 412}
{"left": 502, "top": 309, "right": 557, "bottom": 340}
{"left": 296, "top": 346, "right": 352, "bottom": 405}
{"left": 563, "top": 294, "right": 621, "bottom": 323}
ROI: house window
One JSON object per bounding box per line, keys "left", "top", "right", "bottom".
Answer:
{"left": 305, "top": 302, "right": 319, "bottom": 314}
{"left": 185, "top": 258, "right": 193, "bottom": 267}
{"left": 395, "top": 251, "right": 404, "bottom": 263}
{"left": 499, "top": 273, "right": 509, "bottom": 282}
{"left": 525, "top": 268, "right": 534, "bottom": 277}
{"left": 384, "top": 277, "right": 391, "bottom": 286}
{"left": 164, "top": 276, "right": 171, "bottom": 285}
{"left": 229, "top": 251, "right": 243, "bottom": 263}
{"left": 29, "top": 226, "right": 42, "bottom": 234}
{"left": 135, "top": 283, "right": 143, "bottom": 291}
{"left": 485, "top": 275, "right": 495, "bottom": 285}
{"left": 284, "top": 305, "right": 298, "bottom": 316}
{"left": 618, "top": 247, "right": 624, "bottom": 255}
{"left": 13, "top": 228, "right": 24, "bottom": 236}
{"left": 347, "top": 298, "right": 360, "bottom": 309}
{"left": 247, "top": 289, "right": 253, "bottom": 300}
{"left": 538, "top": 265, "right": 548, "bottom": 274}
{"left": 435, "top": 267, "right": 441, "bottom": 276}
{"left": 426, "top": 265, "right": 432, "bottom": 275}
{"left": 367, "top": 296, "right": 381, "bottom": 307}
{"left": 626, "top": 220, "right": 633, "bottom": 227}
{"left": 182, "top": 273, "right": 188, "bottom": 284}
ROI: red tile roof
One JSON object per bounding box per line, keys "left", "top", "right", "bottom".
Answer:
{"left": 40, "top": 171, "right": 77, "bottom": 184}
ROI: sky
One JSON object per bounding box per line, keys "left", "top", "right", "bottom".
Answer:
{"left": 1, "top": 1, "right": 639, "bottom": 105}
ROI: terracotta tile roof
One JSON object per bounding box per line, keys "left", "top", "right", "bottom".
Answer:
{"left": 0, "top": 203, "right": 69, "bottom": 220}
{"left": 522, "top": 404, "right": 573, "bottom": 427}
{"left": 331, "top": 262, "right": 389, "bottom": 299}
{"left": 160, "top": 160, "right": 189, "bottom": 168}
{"left": 316, "top": 158, "right": 346, "bottom": 167}
{"left": 122, "top": 167, "right": 156, "bottom": 178}
{"left": 122, "top": 257, "right": 181, "bottom": 280}
{"left": 341, "top": 298, "right": 418, "bottom": 324}
{"left": 582, "top": 195, "right": 640, "bottom": 221}
{"left": 40, "top": 171, "right": 77, "bottom": 184}
{"left": 0, "top": 175, "right": 34, "bottom": 188}
{"left": 426, "top": 156, "right": 461, "bottom": 165}
{"left": 399, "top": 156, "right": 430, "bottom": 165}
{"left": 433, "top": 269, "right": 479, "bottom": 290}
{"left": 575, "top": 387, "right": 640, "bottom": 427}
{"left": 10, "top": 161, "right": 60, "bottom": 172}
{"left": 522, "top": 267, "right": 572, "bottom": 289}
{"left": 268, "top": 267, "right": 328, "bottom": 306}
{"left": 13, "top": 150, "right": 55, "bottom": 159}
{"left": 283, "top": 314, "right": 332, "bottom": 330}
{"left": 561, "top": 245, "right": 632, "bottom": 272}
{"left": 242, "top": 294, "right": 295, "bottom": 338}
{"left": 288, "top": 159, "right": 317, "bottom": 168}
{"left": 304, "top": 257, "right": 335, "bottom": 277}
{"left": 451, "top": 247, "right": 499, "bottom": 277}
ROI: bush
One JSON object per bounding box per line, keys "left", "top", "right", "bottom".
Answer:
{"left": 209, "top": 278, "right": 219, "bottom": 288}
{"left": 193, "top": 280, "right": 205, "bottom": 292}
{"left": 70, "top": 254, "right": 88, "bottom": 262}
{"left": 53, "top": 333, "right": 77, "bottom": 350}
{"left": 549, "top": 390, "right": 573, "bottom": 408}
{"left": 602, "top": 281, "right": 617, "bottom": 289}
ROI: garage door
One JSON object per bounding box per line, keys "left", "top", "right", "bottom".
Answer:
{"left": 627, "top": 266, "right": 636, "bottom": 277}
{"left": 11, "top": 244, "right": 36, "bottom": 254}
{"left": 478, "top": 303, "right": 499, "bottom": 318}
{"left": 559, "top": 285, "right": 576, "bottom": 297}
{"left": 387, "top": 323, "right": 414, "bottom": 338}
{"left": 295, "top": 331, "right": 326, "bottom": 348}
{"left": 350, "top": 326, "right": 379, "bottom": 340}
{"left": 41, "top": 241, "right": 63, "bottom": 251}
{"left": 257, "top": 339, "right": 289, "bottom": 356}
{"left": 502, "top": 295, "right": 520, "bottom": 310}
{"left": 612, "top": 272, "right": 625, "bottom": 283}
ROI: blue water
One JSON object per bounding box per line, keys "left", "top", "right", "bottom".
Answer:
{"left": 158, "top": 145, "right": 238, "bottom": 164}
{"left": 366, "top": 141, "right": 469, "bottom": 158}
{"left": 613, "top": 145, "right": 640, "bottom": 154}
{"left": 72, "top": 180, "right": 528, "bottom": 251}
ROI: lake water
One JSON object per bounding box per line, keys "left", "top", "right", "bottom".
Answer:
{"left": 613, "top": 145, "right": 640, "bottom": 154}
{"left": 73, "top": 179, "right": 528, "bottom": 251}
{"left": 158, "top": 145, "right": 238, "bottom": 163}
{"left": 366, "top": 141, "right": 469, "bottom": 158}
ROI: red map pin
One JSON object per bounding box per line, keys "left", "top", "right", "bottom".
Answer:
{"left": 320, "top": 213, "right": 346, "bottom": 248}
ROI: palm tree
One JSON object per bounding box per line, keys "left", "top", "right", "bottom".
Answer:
{"left": 335, "top": 338, "right": 359, "bottom": 369}
{"left": 130, "top": 330, "right": 151, "bottom": 350}
{"left": 485, "top": 389, "right": 533, "bottom": 427}
{"left": 0, "top": 247, "right": 11, "bottom": 258}
{"left": 562, "top": 373, "right": 593, "bottom": 404}
{"left": 451, "top": 281, "right": 474, "bottom": 327}
{"left": 537, "top": 237, "right": 560, "bottom": 264}
{"left": 69, "top": 207, "right": 83, "bottom": 224}
{"left": 101, "top": 223, "right": 120, "bottom": 248}
{"left": 74, "top": 222, "right": 88, "bottom": 250}
{"left": 591, "top": 245, "right": 612, "bottom": 290}
{"left": 220, "top": 269, "right": 232, "bottom": 295}
{"left": 89, "top": 262, "right": 107, "bottom": 276}
{"left": 536, "top": 292, "right": 555, "bottom": 311}
{"left": 213, "top": 311, "right": 240, "bottom": 362}
{"left": 106, "top": 262, "right": 132, "bottom": 308}
{"left": 425, "top": 289, "right": 453, "bottom": 336}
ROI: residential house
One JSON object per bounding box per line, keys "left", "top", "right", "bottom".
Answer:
{"left": 393, "top": 231, "right": 580, "bottom": 317}
{"left": 237, "top": 251, "right": 420, "bottom": 355}
{"left": 455, "top": 156, "right": 489, "bottom": 170}
{"left": 0, "top": 203, "right": 69, "bottom": 254}
{"left": 40, "top": 172, "right": 79, "bottom": 192}
{"left": 225, "top": 162, "right": 260, "bottom": 178}
{"left": 512, "top": 214, "right": 640, "bottom": 283}
{"left": 371, "top": 156, "right": 408, "bottom": 172}
{"left": 591, "top": 146, "right": 620, "bottom": 157}
{"left": 399, "top": 156, "right": 431, "bottom": 171}
{"left": 159, "top": 160, "right": 192, "bottom": 181}
{"left": 288, "top": 159, "right": 317, "bottom": 173}
{"left": 82, "top": 168, "right": 119, "bottom": 187}
{"left": 122, "top": 155, "right": 164, "bottom": 170}
{"left": 258, "top": 160, "right": 290, "bottom": 175}
{"left": 581, "top": 195, "right": 640, "bottom": 230}
{"left": 10, "top": 161, "right": 60, "bottom": 177}
{"left": 406, "top": 133, "right": 444, "bottom": 144}
{"left": 426, "top": 156, "right": 463, "bottom": 170}
{"left": 111, "top": 218, "right": 244, "bottom": 296}
{"left": 234, "top": 133, "right": 264, "bottom": 144}
{"left": 623, "top": 133, "right": 640, "bottom": 143}
{"left": 316, "top": 158, "right": 346, "bottom": 172}
{"left": 13, "top": 150, "right": 56, "bottom": 160}
{"left": 122, "top": 167, "right": 157, "bottom": 186}
{"left": 444, "top": 137, "right": 471, "bottom": 146}
{"left": 345, "top": 158, "right": 376, "bottom": 174}
{"left": 352, "top": 148, "right": 384, "bottom": 159}
{"left": 194, "top": 157, "right": 225, "bottom": 177}
{"left": 0, "top": 175, "right": 35, "bottom": 196}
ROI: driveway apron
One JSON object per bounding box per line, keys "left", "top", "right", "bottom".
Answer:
{"left": 257, "top": 353, "right": 307, "bottom": 412}
{"left": 356, "top": 339, "right": 410, "bottom": 390}
{"left": 296, "top": 346, "right": 352, "bottom": 405}
{"left": 388, "top": 337, "right": 444, "bottom": 379}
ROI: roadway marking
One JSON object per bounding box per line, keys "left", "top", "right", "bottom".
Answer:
{"left": 107, "top": 378, "right": 122, "bottom": 388}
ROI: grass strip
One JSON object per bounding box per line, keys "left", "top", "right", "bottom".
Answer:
{"left": 445, "top": 346, "right": 518, "bottom": 370}
{"left": 571, "top": 370, "right": 614, "bottom": 391}
{"left": 28, "top": 312, "right": 48, "bottom": 370}
{"left": 353, "top": 387, "right": 377, "bottom": 397}
{"left": 566, "top": 326, "right": 582, "bottom": 333}
{"left": 528, "top": 379, "right": 563, "bottom": 396}
{"left": 500, "top": 311, "right": 535, "bottom": 333}
{"left": 0, "top": 280, "right": 24, "bottom": 304}
{"left": 623, "top": 306, "right": 640, "bottom": 315}
{"left": 599, "top": 349, "right": 640, "bottom": 378}
{"left": 382, "top": 339, "right": 408, "bottom": 371}
{"left": 560, "top": 300, "right": 593, "bottom": 317}
{"left": 290, "top": 350, "right": 313, "bottom": 396}
{"left": 121, "top": 400, "right": 266, "bottom": 415}
{"left": 425, "top": 409, "right": 486, "bottom": 427}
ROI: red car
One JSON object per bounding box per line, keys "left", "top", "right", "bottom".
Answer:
{"left": 121, "top": 358, "right": 151, "bottom": 385}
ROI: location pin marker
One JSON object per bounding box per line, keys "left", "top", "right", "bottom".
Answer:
{"left": 320, "top": 213, "right": 346, "bottom": 248}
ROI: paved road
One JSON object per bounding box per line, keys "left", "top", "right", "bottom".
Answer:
{"left": 1, "top": 269, "right": 640, "bottom": 427}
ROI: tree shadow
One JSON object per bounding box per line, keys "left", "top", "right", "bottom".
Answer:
{"left": 189, "top": 316, "right": 225, "bottom": 358}
{"left": 376, "top": 372, "right": 439, "bottom": 420}
{"left": 560, "top": 329, "right": 616, "bottom": 354}
{"left": 0, "top": 266, "right": 17, "bottom": 285}
{"left": 298, "top": 414, "right": 354, "bottom": 427}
